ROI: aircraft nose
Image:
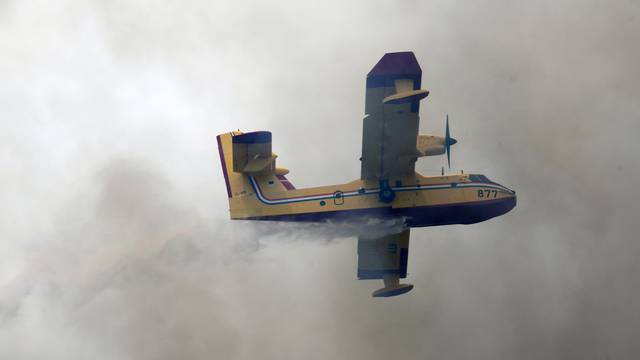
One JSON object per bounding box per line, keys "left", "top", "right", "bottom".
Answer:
{"left": 496, "top": 182, "right": 517, "bottom": 210}
{"left": 507, "top": 190, "right": 517, "bottom": 210}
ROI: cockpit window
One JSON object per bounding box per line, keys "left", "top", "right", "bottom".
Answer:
{"left": 469, "top": 174, "right": 491, "bottom": 183}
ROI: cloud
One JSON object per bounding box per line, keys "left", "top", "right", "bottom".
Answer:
{"left": 1, "top": 0, "right": 640, "bottom": 359}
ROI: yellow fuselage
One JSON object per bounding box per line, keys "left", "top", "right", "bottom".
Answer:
{"left": 218, "top": 132, "right": 516, "bottom": 227}
{"left": 233, "top": 173, "right": 515, "bottom": 226}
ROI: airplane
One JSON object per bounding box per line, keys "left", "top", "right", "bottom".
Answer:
{"left": 216, "top": 52, "right": 516, "bottom": 297}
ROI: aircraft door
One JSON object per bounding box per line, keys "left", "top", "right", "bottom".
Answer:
{"left": 334, "top": 190, "right": 344, "bottom": 205}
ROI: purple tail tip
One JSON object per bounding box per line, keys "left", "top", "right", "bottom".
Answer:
{"left": 368, "top": 51, "right": 421, "bottom": 76}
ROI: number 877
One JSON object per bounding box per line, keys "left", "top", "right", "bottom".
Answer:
{"left": 477, "top": 189, "right": 497, "bottom": 198}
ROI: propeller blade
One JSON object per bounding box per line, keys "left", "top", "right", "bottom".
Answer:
{"left": 445, "top": 115, "right": 451, "bottom": 168}
{"left": 446, "top": 114, "right": 450, "bottom": 142}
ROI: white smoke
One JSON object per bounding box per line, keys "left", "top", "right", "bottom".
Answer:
{"left": 1, "top": 0, "right": 640, "bottom": 359}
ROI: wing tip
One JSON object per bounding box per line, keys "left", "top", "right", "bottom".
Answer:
{"left": 368, "top": 51, "right": 421, "bottom": 76}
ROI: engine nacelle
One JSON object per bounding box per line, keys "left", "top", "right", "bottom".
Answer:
{"left": 417, "top": 134, "right": 445, "bottom": 157}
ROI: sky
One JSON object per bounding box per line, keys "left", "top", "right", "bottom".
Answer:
{"left": 1, "top": 0, "right": 640, "bottom": 359}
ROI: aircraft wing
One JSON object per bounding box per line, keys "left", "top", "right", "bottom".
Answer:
{"left": 360, "top": 52, "right": 429, "bottom": 181}
{"left": 357, "top": 228, "right": 414, "bottom": 297}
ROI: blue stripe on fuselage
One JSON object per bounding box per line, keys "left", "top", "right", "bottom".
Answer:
{"left": 248, "top": 176, "right": 514, "bottom": 206}
{"left": 239, "top": 196, "right": 516, "bottom": 228}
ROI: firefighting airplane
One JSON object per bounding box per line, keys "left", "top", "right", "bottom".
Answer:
{"left": 217, "top": 52, "right": 516, "bottom": 297}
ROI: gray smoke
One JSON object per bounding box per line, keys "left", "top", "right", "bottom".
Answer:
{"left": 1, "top": 0, "right": 640, "bottom": 359}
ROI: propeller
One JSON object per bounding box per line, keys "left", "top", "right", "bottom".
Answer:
{"left": 444, "top": 114, "right": 457, "bottom": 168}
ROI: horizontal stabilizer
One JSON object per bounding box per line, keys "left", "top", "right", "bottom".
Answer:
{"left": 274, "top": 167, "right": 289, "bottom": 176}
{"left": 242, "top": 155, "right": 277, "bottom": 173}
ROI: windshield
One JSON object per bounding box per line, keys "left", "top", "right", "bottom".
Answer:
{"left": 469, "top": 174, "right": 492, "bottom": 183}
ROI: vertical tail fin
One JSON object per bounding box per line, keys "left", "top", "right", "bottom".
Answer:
{"left": 216, "top": 131, "right": 293, "bottom": 219}
{"left": 217, "top": 131, "right": 255, "bottom": 218}
{"left": 216, "top": 133, "right": 233, "bottom": 199}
